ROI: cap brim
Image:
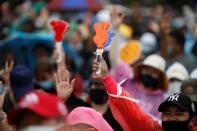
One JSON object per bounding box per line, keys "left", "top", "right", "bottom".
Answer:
{"left": 158, "top": 101, "right": 187, "bottom": 112}
{"left": 168, "top": 73, "right": 185, "bottom": 81}
{"left": 140, "top": 64, "right": 166, "bottom": 78}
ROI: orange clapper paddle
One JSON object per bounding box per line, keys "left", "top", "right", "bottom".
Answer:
{"left": 93, "top": 21, "right": 110, "bottom": 74}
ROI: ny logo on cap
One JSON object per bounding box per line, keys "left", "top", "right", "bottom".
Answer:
{"left": 168, "top": 94, "right": 180, "bottom": 101}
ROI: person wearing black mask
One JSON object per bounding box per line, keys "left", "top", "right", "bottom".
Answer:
{"left": 89, "top": 79, "right": 123, "bottom": 131}
{"left": 92, "top": 57, "right": 195, "bottom": 130}
{"left": 158, "top": 93, "right": 195, "bottom": 131}
{"left": 89, "top": 80, "right": 108, "bottom": 105}
{"left": 121, "top": 54, "right": 168, "bottom": 120}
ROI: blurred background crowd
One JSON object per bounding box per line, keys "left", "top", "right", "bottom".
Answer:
{"left": 0, "top": 0, "right": 197, "bottom": 131}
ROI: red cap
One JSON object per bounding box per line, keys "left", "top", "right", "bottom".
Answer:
{"left": 8, "top": 91, "right": 68, "bottom": 124}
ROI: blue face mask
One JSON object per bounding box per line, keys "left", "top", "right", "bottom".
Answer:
{"left": 37, "top": 81, "right": 54, "bottom": 90}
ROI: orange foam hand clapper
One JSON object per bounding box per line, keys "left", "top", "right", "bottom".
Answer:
{"left": 93, "top": 21, "right": 110, "bottom": 49}
{"left": 50, "top": 20, "right": 70, "bottom": 42}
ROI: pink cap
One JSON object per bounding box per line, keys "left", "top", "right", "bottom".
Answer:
{"left": 66, "top": 107, "right": 113, "bottom": 131}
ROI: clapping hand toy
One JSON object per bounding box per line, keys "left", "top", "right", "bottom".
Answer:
{"left": 104, "top": 32, "right": 115, "bottom": 48}
{"left": 93, "top": 21, "right": 115, "bottom": 74}
{"left": 50, "top": 20, "right": 70, "bottom": 63}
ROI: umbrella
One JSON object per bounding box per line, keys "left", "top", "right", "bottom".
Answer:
{"left": 47, "top": 0, "right": 103, "bottom": 11}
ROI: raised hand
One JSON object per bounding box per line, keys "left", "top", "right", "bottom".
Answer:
{"left": 93, "top": 21, "right": 110, "bottom": 49}
{"left": 54, "top": 67, "right": 75, "bottom": 102}
{"left": 50, "top": 20, "right": 70, "bottom": 42}
{"left": 110, "top": 5, "right": 125, "bottom": 29}
{"left": 1, "top": 60, "right": 14, "bottom": 85}
{"left": 160, "top": 14, "right": 170, "bottom": 34}
{"left": 92, "top": 56, "right": 109, "bottom": 79}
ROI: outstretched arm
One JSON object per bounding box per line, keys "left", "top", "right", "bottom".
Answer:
{"left": 159, "top": 13, "right": 170, "bottom": 60}
{"left": 92, "top": 57, "right": 162, "bottom": 131}
{"left": 109, "top": 7, "right": 124, "bottom": 68}
{"left": 54, "top": 67, "right": 75, "bottom": 102}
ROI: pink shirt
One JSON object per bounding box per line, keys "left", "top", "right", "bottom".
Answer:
{"left": 110, "top": 61, "right": 133, "bottom": 83}
{"left": 122, "top": 79, "right": 164, "bottom": 120}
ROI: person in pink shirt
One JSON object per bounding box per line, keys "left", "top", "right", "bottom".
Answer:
{"left": 114, "top": 54, "right": 168, "bottom": 120}
{"left": 110, "top": 61, "right": 133, "bottom": 83}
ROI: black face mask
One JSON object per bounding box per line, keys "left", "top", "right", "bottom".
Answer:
{"left": 162, "top": 120, "right": 190, "bottom": 131}
{"left": 89, "top": 88, "right": 108, "bottom": 104}
{"left": 140, "top": 74, "right": 159, "bottom": 89}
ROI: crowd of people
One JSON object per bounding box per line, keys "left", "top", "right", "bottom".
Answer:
{"left": 0, "top": 0, "right": 197, "bottom": 131}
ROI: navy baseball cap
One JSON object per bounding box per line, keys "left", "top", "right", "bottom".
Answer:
{"left": 10, "top": 65, "right": 34, "bottom": 100}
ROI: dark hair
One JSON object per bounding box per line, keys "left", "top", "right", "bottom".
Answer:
{"left": 169, "top": 30, "right": 185, "bottom": 50}
{"left": 123, "top": 15, "right": 144, "bottom": 39}
{"left": 89, "top": 79, "right": 103, "bottom": 87}
{"left": 34, "top": 58, "right": 54, "bottom": 81}
{"left": 133, "top": 65, "right": 168, "bottom": 91}
{"left": 11, "top": 109, "right": 44, "bottom": 128}
{"left": 33, "top": 43, "right": 53, "bottom": 57}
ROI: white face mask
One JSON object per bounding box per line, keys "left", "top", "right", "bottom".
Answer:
{"left": 165, "top": 81, "right": 182, "bottom": 98}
